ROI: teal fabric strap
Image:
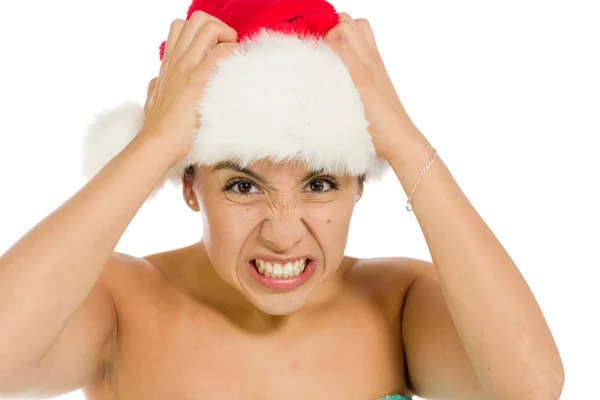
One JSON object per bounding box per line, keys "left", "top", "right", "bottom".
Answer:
{"left": 377, "top": 395, "right": 411, "bottom": 400}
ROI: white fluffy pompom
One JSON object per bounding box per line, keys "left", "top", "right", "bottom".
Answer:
{"left": 81, "top": 101, "right": 187, "bottom": 201}
{"left": 81, "top": 101, "right": 145, "bottom": 180}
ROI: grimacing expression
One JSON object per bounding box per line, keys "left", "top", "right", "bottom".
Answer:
{"left": 186, "top": 159, "right": 363, "bottom": 316}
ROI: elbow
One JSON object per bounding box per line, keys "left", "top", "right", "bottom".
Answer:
{"left": 540, "top": 347, "right": 565, "bottom": 400}
{"left": 522, "top": 334, "right": 565, "bottom": 400}
{"left": 491, "top": 358, "right": 565, "bottom": 400}
{"left": 525, "top": 364, "right": 565, "bottom": 400}
{"left": 544, "top": 366, "right": 565, "bottom": 400}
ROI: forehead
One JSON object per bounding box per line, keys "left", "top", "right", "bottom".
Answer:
{"left": 246, "top": 160, "right": 312, "bottom": 176}
{"left": 199, "top": 159, "right": 359, "bottom": 185}
{"left": 210, "top": 159, "right": 317, "bottom": 178}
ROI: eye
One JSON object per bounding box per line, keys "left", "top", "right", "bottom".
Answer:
{"left": 303, "top": 177, "right": 338, "bottom": 193}
{"left": 224, "top": 179, "right": 261, "bottom": 195}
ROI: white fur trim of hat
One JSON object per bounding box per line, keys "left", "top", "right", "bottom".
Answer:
{"left": 81, "top": 0, "right": 390, "bottom": 201}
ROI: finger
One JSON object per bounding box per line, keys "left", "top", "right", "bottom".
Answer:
{"left": 144, "top": 77, "right": 159, "bottom": 116}
{"left": 183, "top": 21, "right": 238, "bottom": 67}
{"left": 338, "top": 12, "right": 353, "bottom": 22}
{"left": 338, "top": 12, "right": 363, "bottom": 35}
{"left": 325, "top": 22, "right": 363, "bottom": 56}
{"left": 325, "top": 12, "right": 345, "bottom": 41}
{"left": 162, "top": 19, "right": 186, "bottom": 72}
{"left": 170, "top": 11, "right": 235, "bottom": 64}
{"left": 169, "top": 11, "right": 210, "bottom": 63}
{"left": 339, "top": 15, "right": 368, "bottom": 45}
{"left": 146, "top": 77, "right": 158, "bottom": 99}
{"left": 199, "top": 41, "right": 238, "bottom": 73}
{"left": 325, "top": 12, "right": 360, "bottom": 43}
{"left": 190, "top": 43, "right": 236, "bottom": 84}
{"left": 354, "top": 18, "right": 378, "bottom": 49}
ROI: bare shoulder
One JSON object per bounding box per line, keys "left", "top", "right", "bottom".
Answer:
{"left": 99, "top": 245, "right": 204, "bottom": 313}
{"left": 100, "top": 248, "right": 184, "bottom": 290}
{"left": 3, "top": 252, "right": 170, "bottom": 398}
{"left": 101, "top": 250, "right": 165, "bottom": 276}
{"left": 345, "top": 256, "right": 483, "bottom": 397}
{"left": 344, "top": 255, "right": 435, "bottom": 315}
{"left": 346, "top": 255, "right": 434, "bottom": 290}
{"left": 96, "top": 250, "right": 186, "bottom": 329}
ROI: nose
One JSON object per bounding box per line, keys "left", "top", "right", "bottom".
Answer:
{"left": 258, "top": 209, "right": 306, "bottom": 253}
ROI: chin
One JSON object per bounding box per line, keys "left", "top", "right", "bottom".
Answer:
{"left": 247, "top": 294, "right": 311, "bottom": 316}
{"left": 237, "top": 257, "right": 322, "bottom": 316}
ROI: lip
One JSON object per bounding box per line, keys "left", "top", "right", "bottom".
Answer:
{"left": 247, "top": 259, "right": 317, "bottom": 292}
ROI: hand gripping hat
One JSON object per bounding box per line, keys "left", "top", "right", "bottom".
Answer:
{"left": 82, "top": 0, "right": 390, "bottom": 200}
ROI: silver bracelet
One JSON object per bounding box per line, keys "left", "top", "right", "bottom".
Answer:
{"left": 406, "top": 148, "right": 438, "bottom": 212}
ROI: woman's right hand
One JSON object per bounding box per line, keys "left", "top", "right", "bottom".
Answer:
{"left": 140, "top": 11, "right": 238, "bottom": 162}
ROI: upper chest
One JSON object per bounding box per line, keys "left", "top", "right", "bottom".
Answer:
{"left": 92, "top": 262, "right": 413, "bottom": 399}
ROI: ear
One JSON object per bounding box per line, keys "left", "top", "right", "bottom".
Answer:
{"left": 182, "top": 166, "right": 199, "bottom": 211}
{"left": 356, "top": 177, "right": 364, "bottom": 202}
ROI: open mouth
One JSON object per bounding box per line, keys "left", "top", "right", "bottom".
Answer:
{"left": 251, "top": 258, "right": 309, "bottom": 278}
{"left": 248, "top": 258, "right": 316, "bottom": 291}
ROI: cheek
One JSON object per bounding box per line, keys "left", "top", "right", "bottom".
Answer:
{"left": 304, "top": 201, "right": 354, "bottom": 249}
{"left": 202, "top": 204, "right": 264, "bottom": 261}
{"left": 308, "top": 195, "right": 354, "bottom": 224}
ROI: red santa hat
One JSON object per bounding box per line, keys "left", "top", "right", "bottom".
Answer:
{"left": 82, "top": 0, "right": 390, "bottom": 199}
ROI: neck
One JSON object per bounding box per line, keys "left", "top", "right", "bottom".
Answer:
{"left": 180, "top": 241, "right": 348, "bottom": 333}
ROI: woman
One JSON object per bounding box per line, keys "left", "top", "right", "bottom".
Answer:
{"left": 0, "top": 0, "right": 564, "bottom": 399}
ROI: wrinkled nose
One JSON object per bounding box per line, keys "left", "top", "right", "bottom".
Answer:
{"left": 259, "top": 210, "right": 306, "bottom": 253}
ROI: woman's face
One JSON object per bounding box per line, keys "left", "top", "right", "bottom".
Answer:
{"left": 187, "top": 160, "right": 363, "bottom": 316}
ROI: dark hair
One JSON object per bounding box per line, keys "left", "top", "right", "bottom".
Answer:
{"left": 184, "top": 165, "right": 195, "bottom": 180}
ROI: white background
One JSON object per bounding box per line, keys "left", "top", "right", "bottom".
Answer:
{"left": 0, "top": 0, "right": 598, "bottom": 399}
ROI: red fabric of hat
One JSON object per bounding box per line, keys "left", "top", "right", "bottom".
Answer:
{"left": 159, "top": 0, "right": 340, "bottom": 60}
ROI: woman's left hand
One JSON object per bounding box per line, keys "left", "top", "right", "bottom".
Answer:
{"left": 324, "top": 13, "right": 420, "bottom": 160}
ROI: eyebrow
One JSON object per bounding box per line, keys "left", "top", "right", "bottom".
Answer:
{"left": 212, "top": 161, "right": 324, "bottom": 184}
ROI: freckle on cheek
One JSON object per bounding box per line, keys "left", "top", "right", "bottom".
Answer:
{"left": 327, "top": 218, "right": 332, "bottom": 224}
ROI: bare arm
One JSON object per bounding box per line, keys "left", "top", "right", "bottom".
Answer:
{"left": 0, "top": 132, "right": 178, "bottom": 395}
{"left": 392, "top": 128, "right": 564, "bottom": 400}
{"left": 0, "top": 12, "right": 237, "bottom": 396}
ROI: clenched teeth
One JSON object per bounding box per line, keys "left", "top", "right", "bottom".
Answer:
{"left": 255, "top": 258, "right": 307, "bottom": 278}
